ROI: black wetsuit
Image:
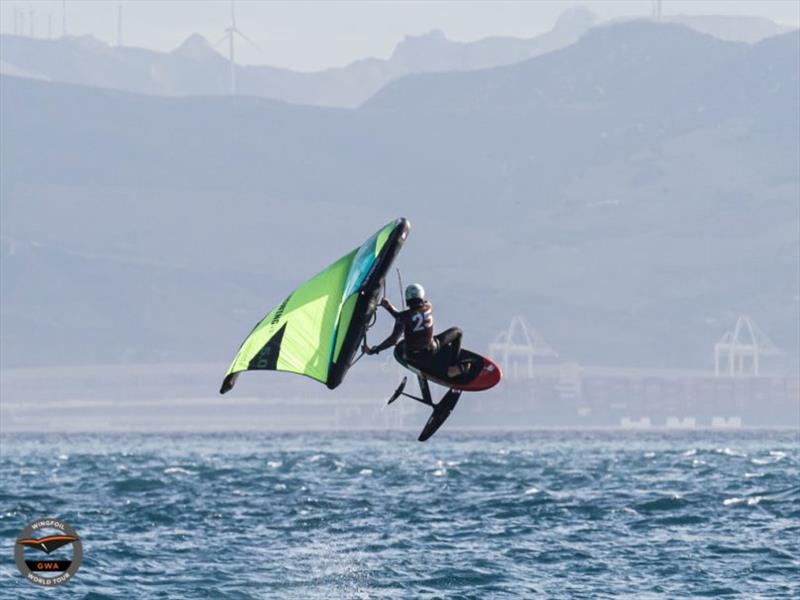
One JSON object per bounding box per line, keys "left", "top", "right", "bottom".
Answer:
{"left": 371, "top": 299, "right": 462, "bottom": 374}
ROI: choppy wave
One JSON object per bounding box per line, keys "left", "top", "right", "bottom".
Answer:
{"left": 1, "top": 430, "right": 798, "bottom": 598}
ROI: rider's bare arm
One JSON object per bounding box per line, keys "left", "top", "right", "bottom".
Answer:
{"left": 366, "top": 319, "right": 403, "bottom": 355}
{"left": 379, "top": 297, "right": 400, "bottom": 318}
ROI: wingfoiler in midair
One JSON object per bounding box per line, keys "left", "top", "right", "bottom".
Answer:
{"left": 220, "top": 218, "right": 501, "bottom": 440}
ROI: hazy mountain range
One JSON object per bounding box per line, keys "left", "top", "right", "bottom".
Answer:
{"left": 0, "top": 7, "right": 794, "bottom": 108}
{"left": 1, "top": 21, "right": 798, "bottom": 373}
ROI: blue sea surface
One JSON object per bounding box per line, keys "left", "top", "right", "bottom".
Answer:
{"left": 1, "top": 431, "right": 798, "bottom": 598}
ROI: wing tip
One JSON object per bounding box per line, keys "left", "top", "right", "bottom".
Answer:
{"left": 220, "top": 373, "right": 239, "bottom": 395}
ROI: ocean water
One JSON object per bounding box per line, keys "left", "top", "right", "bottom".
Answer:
{"left": 1, "top": 431, "right": 798, "bottom": 599}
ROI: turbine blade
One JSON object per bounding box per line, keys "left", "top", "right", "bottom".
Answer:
{"left": 233, "top": 28, "right": 260, "bottom": 51}
{"left": 213, "top": 32, "right": 230, "bottom": 49}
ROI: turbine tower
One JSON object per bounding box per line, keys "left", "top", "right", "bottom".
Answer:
{"left": 215, "top": 1, "right": 258, "bottom": 95}
{"left": 117, "top": 2, "right": 123, "bottom": 47}
{"left": 652, "top": 0, "right": 663, "bottom": 20}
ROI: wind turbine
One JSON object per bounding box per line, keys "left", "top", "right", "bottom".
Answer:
{"left": 117, "top": 2, "right": 123, "bottom": 47}
{"left": 652, "top": 0, "right": 663, "bottom": 20}
{"left": 215, "top": 0, "right": 259, "bottom": 95}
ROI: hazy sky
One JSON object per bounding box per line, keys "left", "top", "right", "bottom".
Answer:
{"left": 2, "top": 1, "right": 799, "bottom": 71}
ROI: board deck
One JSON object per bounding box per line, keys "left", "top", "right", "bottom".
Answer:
{"left": 394, "top": 345, "right": 502, "bottom": 392}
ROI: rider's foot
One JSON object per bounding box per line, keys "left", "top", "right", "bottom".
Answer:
{"left": 448, "top": 362, "right": 470, "bottom": 378}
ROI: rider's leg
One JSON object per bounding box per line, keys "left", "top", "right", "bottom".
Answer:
{"left": 434, "top": 327, "right": 464, "bottom": 376}
{"left": 435, "top": 327, "right": 462, "bottom": 362}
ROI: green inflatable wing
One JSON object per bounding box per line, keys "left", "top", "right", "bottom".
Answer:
{"left": 220, "top": 218, "right": 410, "bottom": 393}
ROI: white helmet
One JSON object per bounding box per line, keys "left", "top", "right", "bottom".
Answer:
{"left": 405, "top": 283, "right": 425, "bottom": 305}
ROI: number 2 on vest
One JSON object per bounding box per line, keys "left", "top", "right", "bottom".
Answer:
{"left": 411, "top": 311, "right": 432, "bottom": 332}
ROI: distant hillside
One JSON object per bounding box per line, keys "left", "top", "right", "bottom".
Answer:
{"left": 364, "top": 22, "right": 749, "bottom": 112}
{"left": 0, "top": 7, "right": 597, "bottom": 108}
{"left": 1, "top": 22, "right": 797, "bottom": 372}
{"left": 665, "top": 13, "right": 794, "bottom": 44}
{"left": 0, "top": 8, "right": 793, "bottom": 108}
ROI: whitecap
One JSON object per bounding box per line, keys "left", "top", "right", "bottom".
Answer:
{"left": 359, "top": 468, "right": 373, "bottom": 476}
{"left": 682, "top": 449, "right": 697, "bottom": 456}
{"left": 433, "top": 468, "right": 447, "bottom": 477}
{"left": 524, "top": 487, "right": 540, "bottom": 495}
{"left": 308, "top": 454, "right": 325, "bottom": 463}
{"left": 692, "top": 459, "right": 707, "bottom": 467}
{"left": 750, "top": 458, "right": 771, "bottom": 465}
{"left": 274, "top": 483, "right": 287, "bottom": 491}
{"left": 644, "top": 452, "right": 656, "bottom": 458}
{"left": 744, "top": 472, "right": 764, "bottom": 478}
{"left": 164, "top": 467, "right": 195, "bottom": 475}
{"left": 58, "top": 454, "right": 69, "bottom": 460}
{"left": 723, "top": 497, "right": 746, "bottom": 506}
{"left": 724, "top": 495, "right": 763, "bottom": 507}
{"left": 723, "top": 495, "right": 763, "bottom": 507}
{"left": 716, "top": 447, "right": 747, "bottom": 458}
{"left": 769, "top": 451, "right": 787, "bottom": 460}
{"left": 267, "top": 461, "right": 282, "bottom": 469}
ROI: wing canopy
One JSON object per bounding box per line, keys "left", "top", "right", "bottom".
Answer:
{"left": 220, "top": 218, "right": 409, "bottom": 393}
